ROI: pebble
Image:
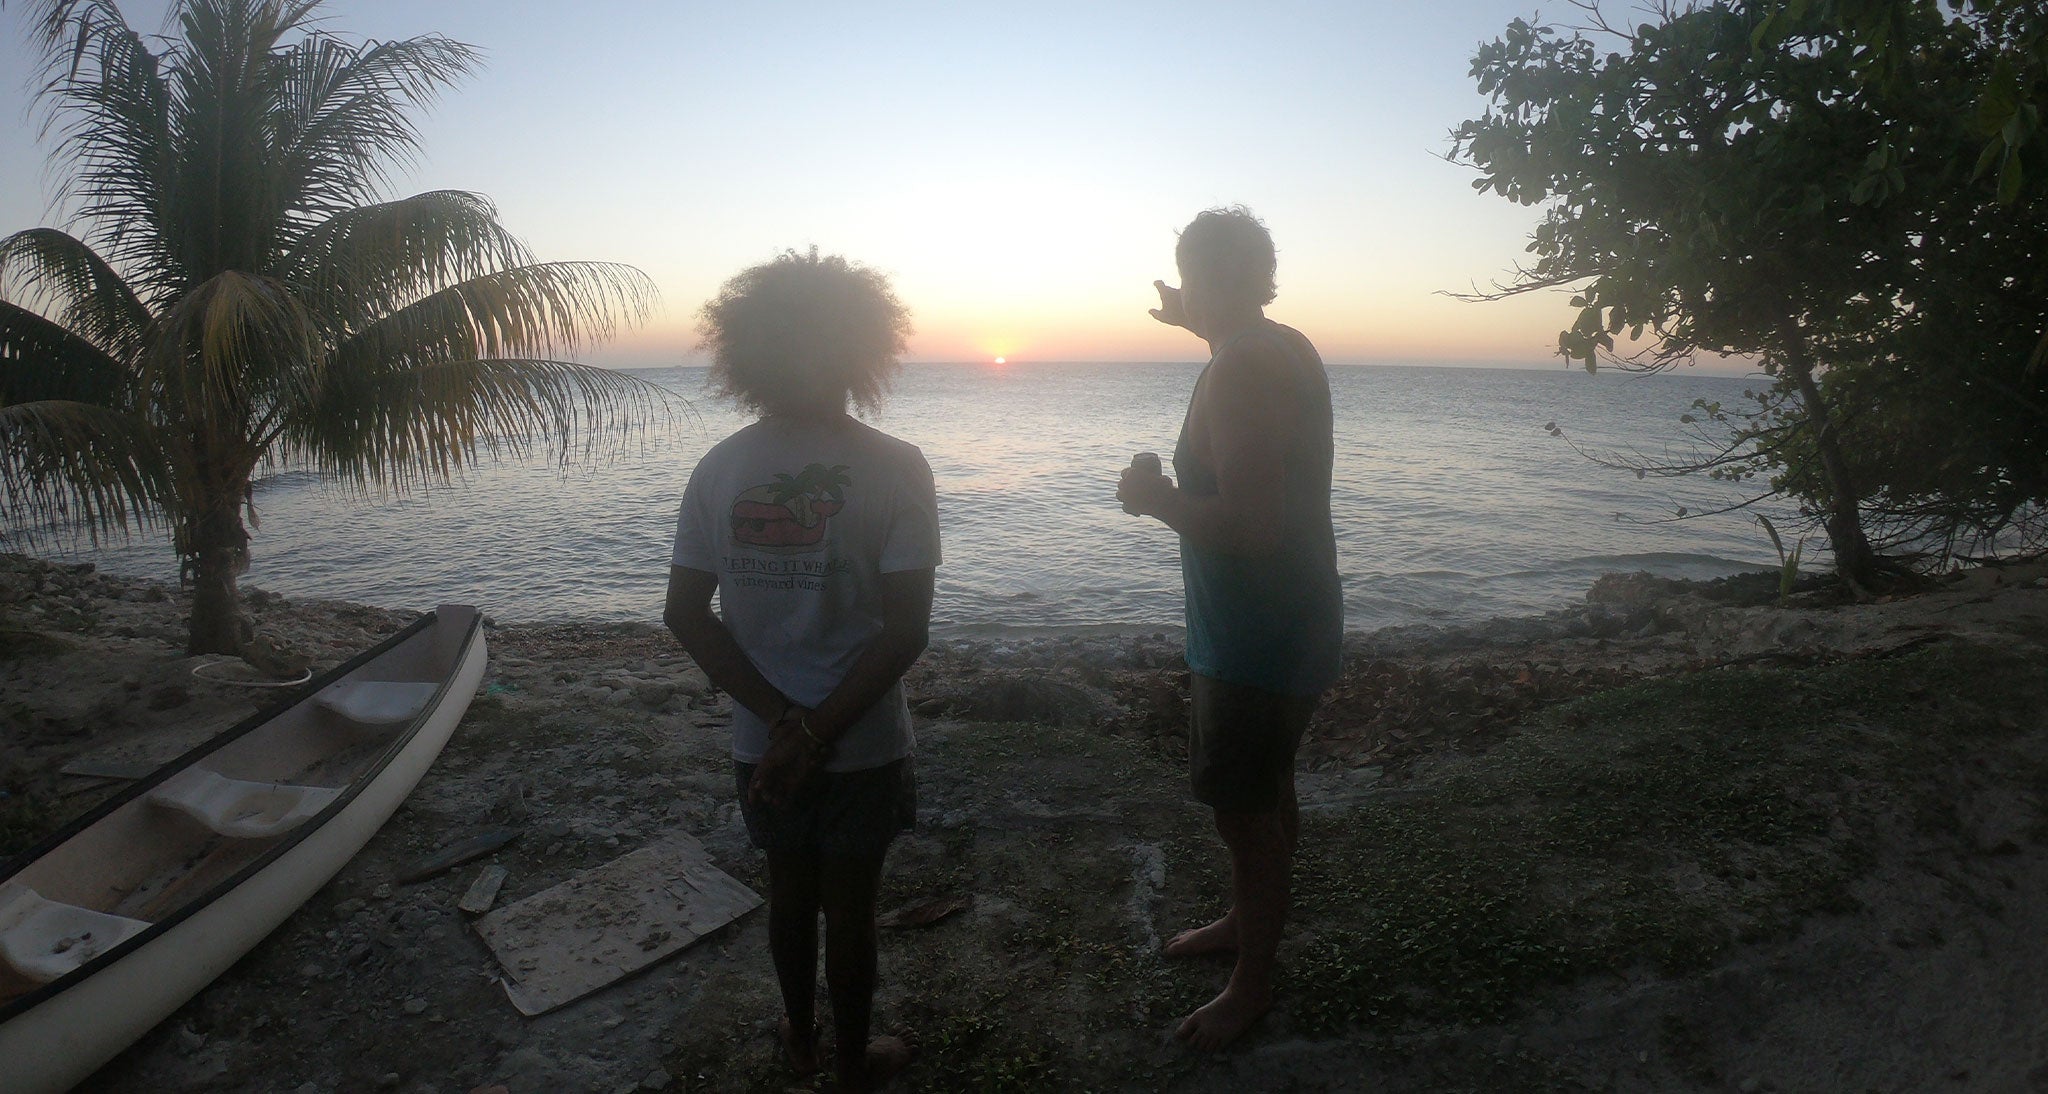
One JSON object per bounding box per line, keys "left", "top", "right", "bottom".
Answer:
{"left": 402, "top": 997, "right": 429, "bottom": 1016}
{"left": 373, "top": 883, "right": 393, "bottom": 900}
{"left": 335, "top": 898, "right": 366, "bottom": 918}
{"left": 640, "top": 1070, "right": 673, "bottom": 1091}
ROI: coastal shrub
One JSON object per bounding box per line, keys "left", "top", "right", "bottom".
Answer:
{"left": 1453, "top": 2, "right": 2048, "bottom": 586}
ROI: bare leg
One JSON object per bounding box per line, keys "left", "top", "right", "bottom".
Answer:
{"left": 821, "top": 850, "right": 913, "bottom": 1092}
{"left": 1165, "top": 775, "right": 1297, "bottom": 959}
{"left": 765, "top": 849, "right": 822, "bottom": 1076}
{"left": 1175, "top": 805, "right": 1290, "bottom": 1051}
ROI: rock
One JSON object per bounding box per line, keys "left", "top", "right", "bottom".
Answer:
{"left": 458, "top": 864, "right": 509, "bottom": 915}
{"left": 494, "top": 776, "right": 530, "bottom": 822}
{"left": 672, "top": 667, "right": 712, "bottom": 696}
{"left": 632, "top": 681, "right": 675, "bottom": 708}
{"left": 402, "top": 997, "right": 429, "bottom": 1016}
{"left": 0, "top": 569, "right": 34, "bottom": 606}
{"left": 640, "top": 1069, "right": 672, "bottom": 1091}
{"left": 176, "top": 1025, "right": 207, "bottom": 1054}
{"left": 1587, "top": 570, "right": 1688, "bottom": 607}
{"left": 241, "top": 628, "right": 311, "bottom": 678}
{"left": 334, "top": 898, "right": 367, "bottom": 918}
{"left": 947, "top": 672, "right": 1114, "bottom": 726}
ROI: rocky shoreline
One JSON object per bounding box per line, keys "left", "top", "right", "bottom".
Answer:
{"left": 4, "top": 552, "right": 2047, "bottom": 1092}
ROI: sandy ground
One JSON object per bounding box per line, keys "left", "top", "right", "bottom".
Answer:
{"left": 2, "top": 554, "right": 2046, "bottom": 1092}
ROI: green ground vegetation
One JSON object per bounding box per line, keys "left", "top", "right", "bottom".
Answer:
{"left": 1285, "top": 646, "right": 2033, "bottom": 1032}
{"left": 678, "top": 639, "right": 2047, "bottom": 1091}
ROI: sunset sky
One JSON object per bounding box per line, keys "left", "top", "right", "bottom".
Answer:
{"left": 2, "top": 0, "right": 1608, "bottom": 368}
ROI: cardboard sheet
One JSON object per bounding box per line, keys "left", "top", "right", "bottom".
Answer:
{"left": 472, "top": 833, "right": 760, "bottom": 1016}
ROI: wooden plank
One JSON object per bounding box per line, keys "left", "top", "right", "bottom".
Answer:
{"left": 457, "top": 864, "right": 509, "bottom": 915}
{"left": 396, "top": 827, "right": 521, "bottom": 883}
{"left": 472, "top": 833, "right": 759, "bottom": 1016}
{"left": 57, "top": 759, "right": 161, "bottom": 780}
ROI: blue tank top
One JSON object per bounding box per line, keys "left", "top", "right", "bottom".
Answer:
{"left": 1173, "top": 324, "right": 1343, "bottom": 696}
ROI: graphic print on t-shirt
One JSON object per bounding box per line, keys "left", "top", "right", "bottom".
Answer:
{"left": 728, "top": 462, "right": 851, "bottom": 554}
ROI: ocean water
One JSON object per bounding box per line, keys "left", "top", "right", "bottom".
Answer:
{"left": 73, "top": 363, "right": 1792, "bottom": 636}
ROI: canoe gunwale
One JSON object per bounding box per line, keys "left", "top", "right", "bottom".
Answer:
{"left": 0, "top": 608, "right": 478, "bottom": 1025}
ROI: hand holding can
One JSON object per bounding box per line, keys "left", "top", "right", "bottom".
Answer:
{"left": 1121, "top": 452, "right": 1163, "bottom": 515}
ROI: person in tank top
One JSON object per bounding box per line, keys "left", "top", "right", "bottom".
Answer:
{"left": 1117, "top": 206, "right": 1343, "bottom": 1051}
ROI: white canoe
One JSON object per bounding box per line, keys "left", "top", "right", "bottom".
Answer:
{"left": 0, "top": 604, "right": 487, "bottom": 1093}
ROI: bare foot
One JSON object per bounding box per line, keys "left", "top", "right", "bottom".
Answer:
{"left": 1163, "top": 911, "right": 1238, "bottom": 958}
{"left": 778, "top": 1015, "right": 820, "bottom": 1077}
{"left": 868, "top": 1031, "right": 917, "bottom": 1080}
{"left": 1174, "top": 986, "right": 1271, "bottom": 1051}
{"left": 839, "top": 1030, "right": 917, "bottom": 1092}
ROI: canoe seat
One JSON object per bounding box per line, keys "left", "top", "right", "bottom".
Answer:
{"left": 0, "top": 882, "right": 149, "bottom": 984}
{"left": 147, "top": 768, "right": 340, "bottom": 839}
{"left": 316, "top": 680, "right": 439, "bottom": 726}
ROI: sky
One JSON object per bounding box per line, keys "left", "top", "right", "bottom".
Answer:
{"left": 0, "top": 0, "right": 1619, "bottom": 368}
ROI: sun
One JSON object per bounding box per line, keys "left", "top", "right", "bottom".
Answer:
{"left": 993, "top": 356, "right": 1007, "bottom": 365}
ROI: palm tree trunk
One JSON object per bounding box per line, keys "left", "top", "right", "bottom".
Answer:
{"left": 1785, "top": 341, "right": 1880, "bottom": 596}
{"left": 184, "top": 478, "right": 252, "bottom": 656}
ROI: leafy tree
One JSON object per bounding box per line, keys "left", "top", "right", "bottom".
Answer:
{"left": 1452, "top": 0, "right": 2048, "bottom": 590}
{"left": 1754, "top": 0, "right": 2048, "bottom": 203}
{"left": 0, "top": 0, "right": 658, "bottom": 654}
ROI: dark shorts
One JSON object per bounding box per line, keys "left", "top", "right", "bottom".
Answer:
{"left": 1189, "top": 674, "right": 1318, "bottom": 813}
{"left": 734, "top": 756, "right": 916, "bottom": 860}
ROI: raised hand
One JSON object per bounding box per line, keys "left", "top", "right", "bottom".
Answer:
{"left": 1149, "top": 280, "right": 1189, "bottom": 329}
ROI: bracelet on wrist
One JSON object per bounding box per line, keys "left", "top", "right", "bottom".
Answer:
{"left": 798, "top": 712, "right": 830, "bottom": 751}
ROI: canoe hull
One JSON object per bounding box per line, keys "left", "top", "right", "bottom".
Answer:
{"left": 0, "top": 612, "right": 487, "bottom": 1093}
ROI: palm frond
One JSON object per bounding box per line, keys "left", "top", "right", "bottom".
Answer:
{"left": 158, "top": 0, "right": 309, "bottom": 278}
{"left": 0, "top": 398, "right": 165, "bottom": 546}
{"left": 274, "top": 31, "right": 483, "bottom": 220}
{"left": 331, "top": 261, "right": 657, "bottom": 370}
{"left": 143, "top": 270, "right": 323, "bottom": 424}
{"left": 35, "top": 5, "right": 179, "bottom": 293}
{"left": 281, "top": 191, "right": 534, "bottom": 328}
{"left": 17, "top": 0, "right": 133, "bottom": 73}
{"left": 0, "top": 228, "right": 152, "bottom": 360}
{"left": 0, "top": 297, "right": 131, "bottom": 406}
{"left": 281, "top": 357, "right": 666, "bottom": 489}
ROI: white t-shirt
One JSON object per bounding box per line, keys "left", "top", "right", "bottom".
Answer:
{"left": 671, "top": 415, "right": 941, "bottom": 771}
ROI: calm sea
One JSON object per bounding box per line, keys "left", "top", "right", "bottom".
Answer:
{"left": 75, "top": 363, "right": 1791, "bottom": 637}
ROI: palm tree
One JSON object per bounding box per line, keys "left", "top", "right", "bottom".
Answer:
{"left": 0, "top": 0, "right": 659, "bottom": 655}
